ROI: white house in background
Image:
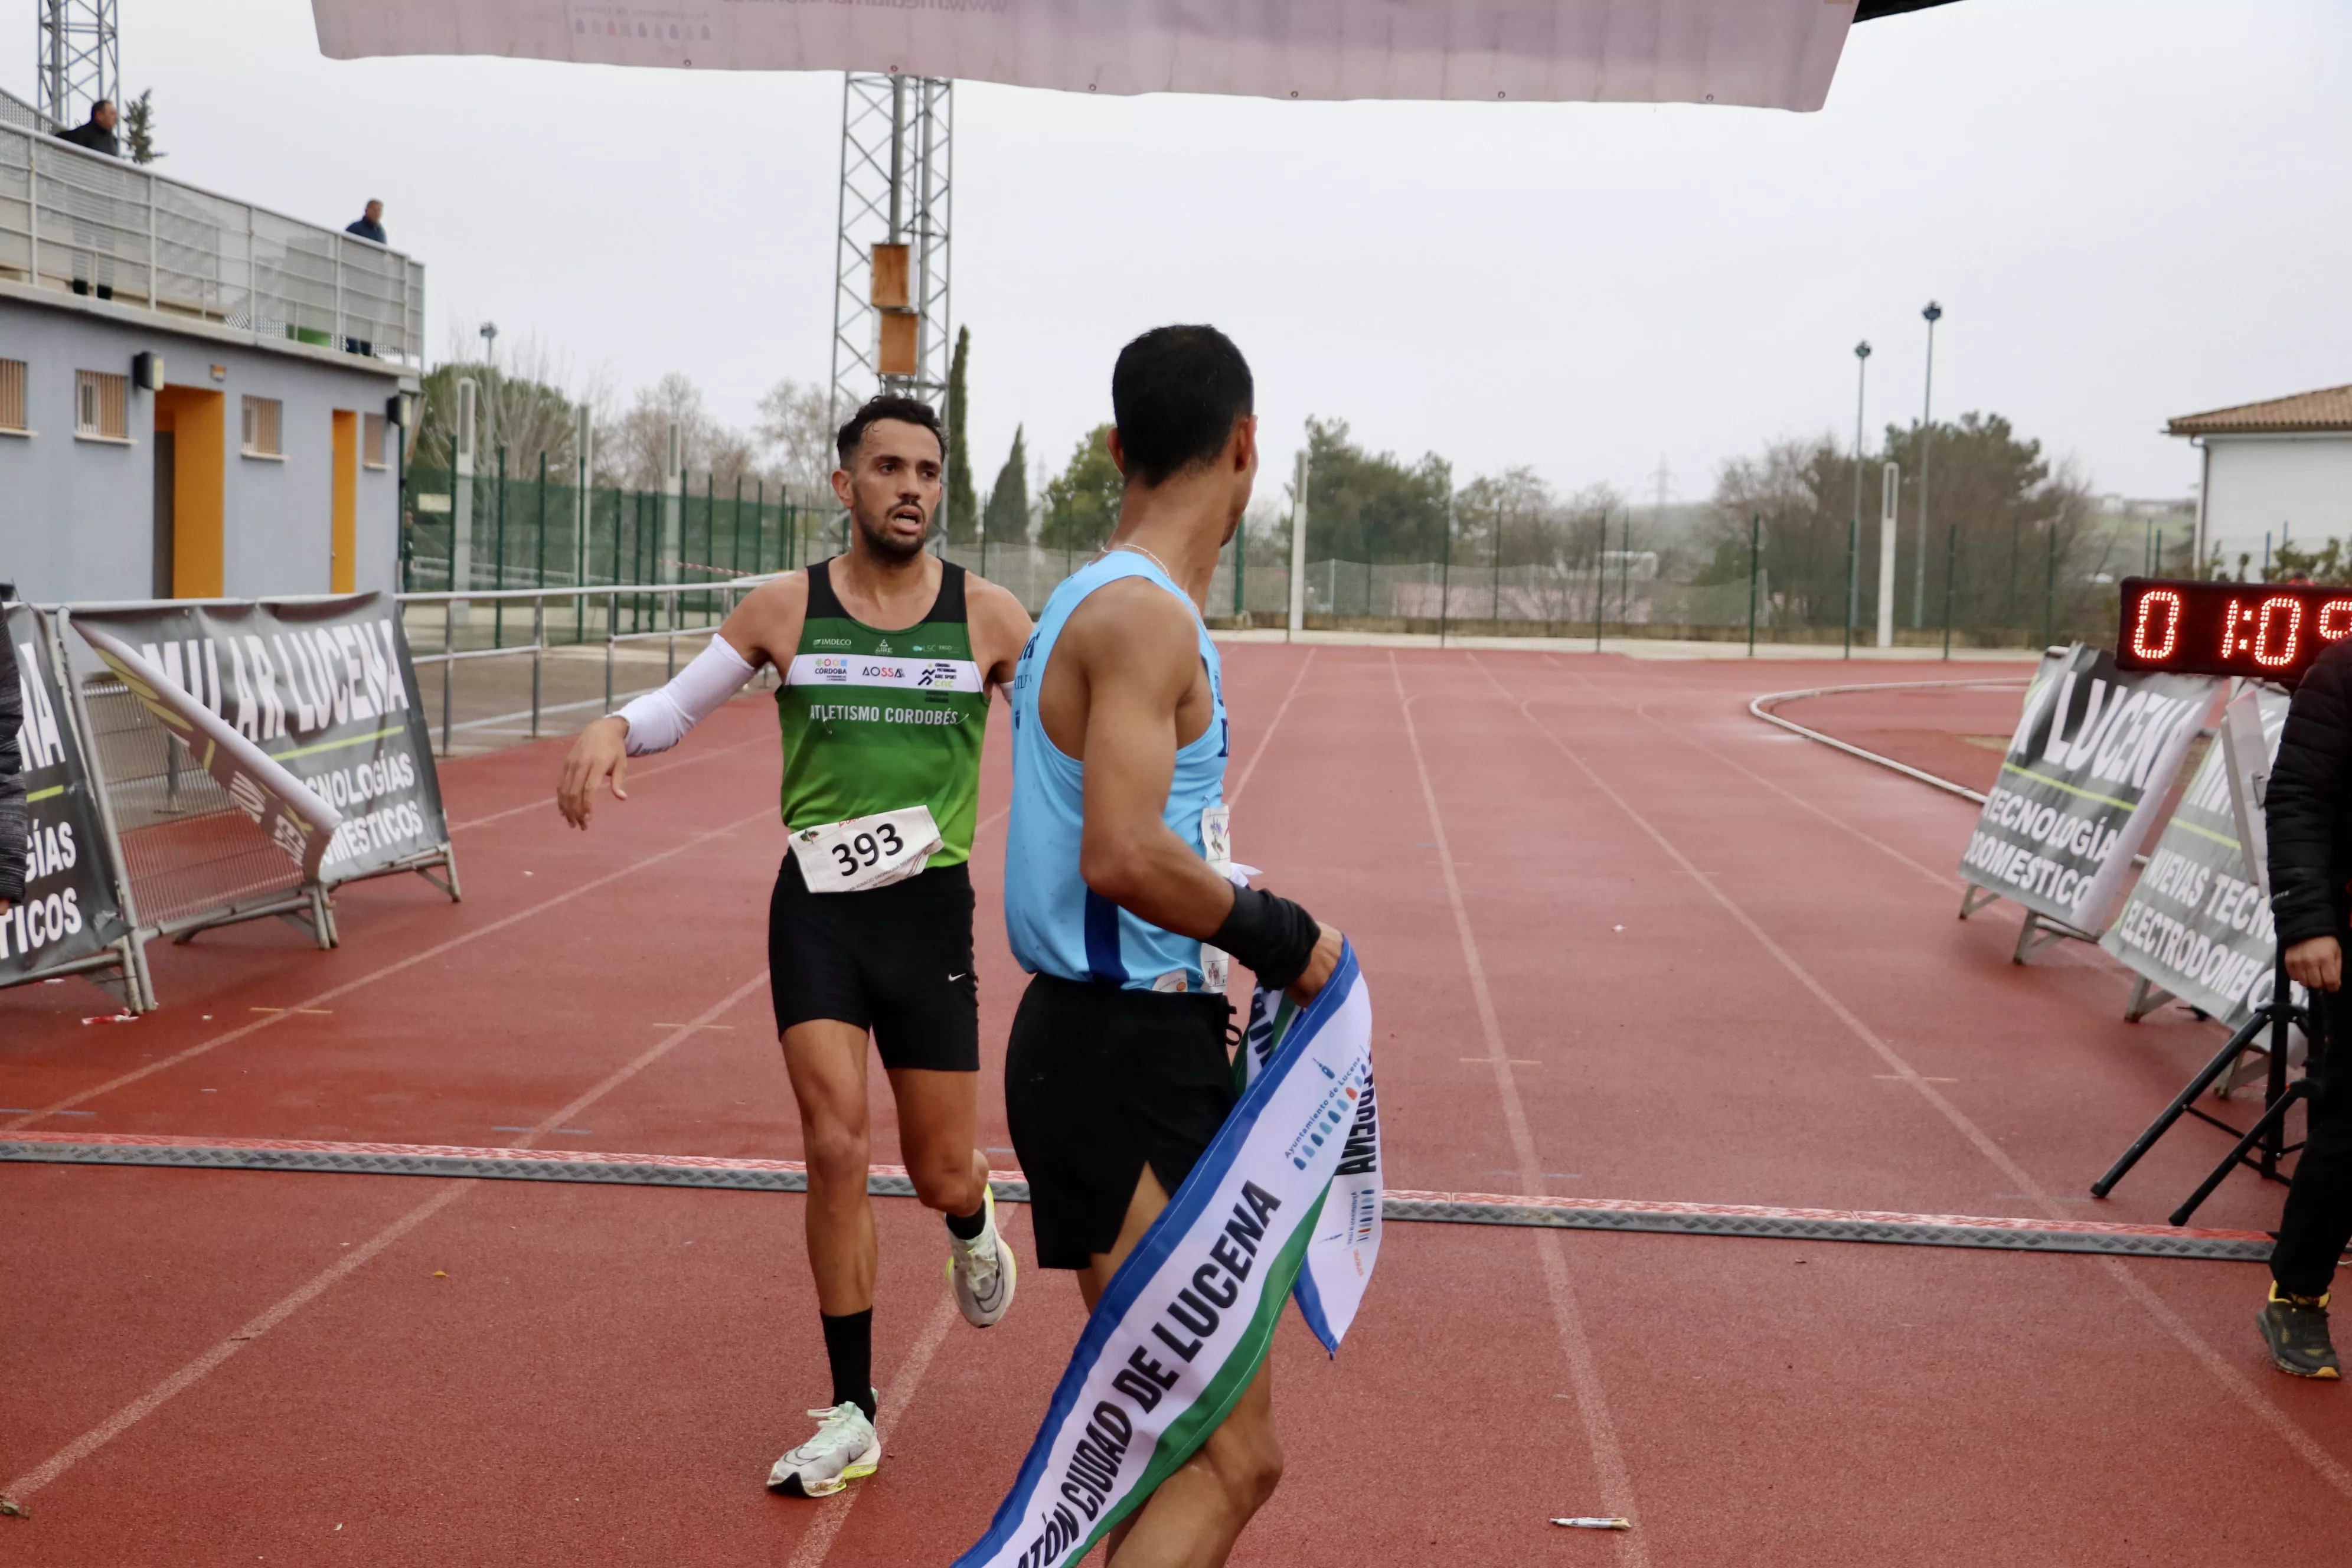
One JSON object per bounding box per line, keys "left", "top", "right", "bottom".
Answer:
{"left": 0, "top": 87, "right": 423, "bottom": 605}
{"left": 2168, "top": 384, "right": 2352, "bottom": 574}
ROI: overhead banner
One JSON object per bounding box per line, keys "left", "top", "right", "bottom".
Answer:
{"left": 1958, "top": 644, "right": 2217, "bottom": 933}
{"left": 68, "top": 596, "right": 447, "bottom": 887}
{"left": 2102, "top": 685, "right": 2291, "bottom": 1027}
{"left": 3, "top": 603, "right": 133, "bottom": 984}
{"left": 312, "top": 1, "right": 1856, "bottom": 110}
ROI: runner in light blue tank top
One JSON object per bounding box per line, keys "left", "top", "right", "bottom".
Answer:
{"left": 1004, "top": 551, "right": 1229, "bottom": 991}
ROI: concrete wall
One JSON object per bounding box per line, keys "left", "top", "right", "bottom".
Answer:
{"left": 2202, "top": 434, "right": 2352, "bottom": 571}
{"left": 0, "top": 288, "right": 411, "bottom": 604}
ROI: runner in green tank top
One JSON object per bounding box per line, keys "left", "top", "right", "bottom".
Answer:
{"left": 556, "top": 395, "right": 1032, "bottom": 1500}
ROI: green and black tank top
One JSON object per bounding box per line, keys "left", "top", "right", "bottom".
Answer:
{"left": 778, "top": 558, "right": 988, "bottom": 867}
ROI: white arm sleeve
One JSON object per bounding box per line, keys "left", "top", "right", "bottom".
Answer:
{"left": 615, "top": 636, "right": 759, "bottom": 756}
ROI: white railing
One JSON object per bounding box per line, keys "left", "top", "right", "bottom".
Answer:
{"left": 398, "top": 580, "right": 779, "bottom": 756}
{"left": 0, "top": 93, "right": 425, "bottom": 367}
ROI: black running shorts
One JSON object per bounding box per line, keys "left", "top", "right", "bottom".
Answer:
{"left": 1004, "top": 973, "right": 1237, "bottom": 1270}
{"left": 767, "top": 854, "right": 978, "bottom": 1073}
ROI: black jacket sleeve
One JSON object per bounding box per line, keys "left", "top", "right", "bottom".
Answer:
{"left": 2268, "top": 643, "right": 2352, "bottom": 948}
{"left": 0, "top": 628, "right": 25, "bottom": 905}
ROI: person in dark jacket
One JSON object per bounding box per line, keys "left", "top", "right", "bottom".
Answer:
{"left": 2261, "top": 636, "right": 2352, "bottom": 1377}
{"left": 54, "top": 99, "right": 119, "bottom": 157}
{"left": 345, "top": 201, "right": 387, "bottom": 244}
{"left": 0, "top": 626, "right": 26, "bottom": 913}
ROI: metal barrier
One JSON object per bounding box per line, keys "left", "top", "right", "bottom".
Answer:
{"left": 0, "top": 90, "right": 425, "bottom": 366}
{"left": 398, "top": 578, "right": 780, "bottom": 757}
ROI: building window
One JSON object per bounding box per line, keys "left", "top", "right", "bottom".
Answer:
{"left": 241, "top": 396, "right": 283, "bottom": 457}
{"left": 76, "top": 370, "right": 128, "bottom": 440}
{"left": 0, "top": 359, "right": 25, "bottom": 433}
{"left": 362, "top": 411, "right": 388, "bottom": 469}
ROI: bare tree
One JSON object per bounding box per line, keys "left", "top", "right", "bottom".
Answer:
{"left": 606, "top": 372, "right": 760, "bottom": 492}
{"left": 756, "top": 377, "right": 838, "bottom": 501}
{"left": 423, "top": 318, "right": 608, "bottom": 480}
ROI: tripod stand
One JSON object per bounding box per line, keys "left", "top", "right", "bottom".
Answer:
{"left": 2092, "top": 945, "right": 2315, "bottom": 1226}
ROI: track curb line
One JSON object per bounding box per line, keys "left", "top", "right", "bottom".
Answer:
{"left": 1747, "top": 677, "right": 2031, "bottom": 803}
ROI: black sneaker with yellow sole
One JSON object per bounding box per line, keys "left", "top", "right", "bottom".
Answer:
{"left": 2259, "top": 1284, "right": 2341, "bottom": 1379}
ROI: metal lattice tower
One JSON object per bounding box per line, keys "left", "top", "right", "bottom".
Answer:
{"left": 828, "top": 74, "right": 954, "bottom": 530}
{"left": 37, "top": 0, "right": 117, "bottom": 129}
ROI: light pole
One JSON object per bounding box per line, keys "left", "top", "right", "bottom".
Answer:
{"left": 1847, "top": 339, "right": 1871, "bottom": 659}
{"left": 478, "top": 321, "right": 502, "bottom": 469}
{"left": 1914, "top": 302, "right": 1941, "bottom": 629}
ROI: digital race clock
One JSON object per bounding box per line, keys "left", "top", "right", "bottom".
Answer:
{"left": 2113, "top": 577, "right": 2352, "bottom": 685}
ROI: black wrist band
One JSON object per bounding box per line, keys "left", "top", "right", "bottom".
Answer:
{"left": 1211, "top": 886, "right": 1321, "bottom": 992}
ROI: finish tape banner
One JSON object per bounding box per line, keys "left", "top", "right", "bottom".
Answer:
{"left": 3, "top": 603, "right": 131, "bottom": 979}
{"left": 70, "top": 596, "right": 447, "bottom": 887}
{"left": 312, "top": 1, "right": 1854, "bottom": 111}
{"left": 1236, "top": 983, "right": 1382, "bottom": 1353}
{"left": 956, "top": 945, "right": 1378, "bottom": 1568}
{"left": 1958, "top": 644, "right": 2217, "bottom": 932}
{"left": 2102, "top": 685, "right": 2291, "bottom": 1026}
{"left": 74, "top": 621, "right": 343, "bottom": 883}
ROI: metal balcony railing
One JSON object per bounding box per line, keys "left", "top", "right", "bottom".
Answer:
{"left": 0, "top": 87, "right": 425, "bottom": 367}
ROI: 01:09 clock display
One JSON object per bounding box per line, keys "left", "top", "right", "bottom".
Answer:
{"left": 2114, "top": 577, "right": 2352, "bottom": 685}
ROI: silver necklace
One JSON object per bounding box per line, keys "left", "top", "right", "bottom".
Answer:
{"left": 1109, "top": 541, "right": 1175, "bottom": 579}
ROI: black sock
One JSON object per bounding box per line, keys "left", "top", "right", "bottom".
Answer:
{"left": 945, "top": 1204, "right": 986, "bottom": 1241}
{"left": 819, "top": 1310, "right": 875, "bottom": 1419}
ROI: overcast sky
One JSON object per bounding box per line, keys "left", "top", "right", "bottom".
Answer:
{"left": 31, "top": 0, "right": 2348, "bottom": 508}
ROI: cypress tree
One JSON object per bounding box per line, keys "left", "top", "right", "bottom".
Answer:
{"left": 985, "top": 426, "right": 1030, "bottom": 544}
{"left": 944, "top": 326, "right": 978, "bottom": 543}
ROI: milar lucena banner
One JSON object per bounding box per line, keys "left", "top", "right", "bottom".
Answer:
{"left": 2102, "top": 684, "right": 2291, "bottom": 1027}
{"left": 71, "top": 596, "right": 449, "bottom": 887}
{"left": 1958, "top": 644, "right": 2217, "bottom": 934}
{"left": 4, "top": 602, "right": 134, "bottom": 984}
{"left": 311, "top": 0, "right": 1857, "bottom": 111}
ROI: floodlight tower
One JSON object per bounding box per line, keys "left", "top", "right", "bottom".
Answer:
{"left": 827, "top": 73, "right": 955, "bottom": 532}
{"left": 37, "top": 0, "right": 117, "bottom": 129}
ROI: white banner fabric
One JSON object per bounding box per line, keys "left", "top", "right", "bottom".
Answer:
{"left": 74, "top": 622, "right": 345, "bottom": 883}
{"left": 312, "top": 1, "right": 1857, "bottom": 110}
{"left": 1957, "top": 644, "right": 2217, "bottom": 934}
{"left": 1237, "top": 982, "right": 1381, "bottom": 1352}
{"left": 2102, "top": 684, "right": 2294, "bottom": 1027}
{"left": 956, "top": 942, "right": 1376, "bottom": 1568}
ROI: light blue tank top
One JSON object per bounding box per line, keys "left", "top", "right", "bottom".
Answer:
{"left": 1004, "top": 551, "right": 1229, "bottom": 991}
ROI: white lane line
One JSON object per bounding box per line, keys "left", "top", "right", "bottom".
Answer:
{"left": 2, "top": 807, "right": 776, "bottom": 1133}
{"left": 1390, "top": 652, "right": 1651, "bottom": 1566}
{"left": 0, "top": 974, "right": 770, "bottom": 1507}
{"left": 447, "top": 733, "right": 766, "bottom": 832}
{"left": 1478, "top": 654, "right": 2352, "bottom": 1505}
{"left": 783, "top": 1293, "right": 962, "bottom": 1568}
{"left": 1226, "top": 645, "right": 1319, "bottom": 809}
{"left": 1537, "top": 654, "right": 1961, "bottom": 890}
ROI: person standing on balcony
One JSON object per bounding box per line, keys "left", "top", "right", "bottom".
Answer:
{"left": 54, "top": 99, "right": 118, "bottom": 156}
{"left": 345, "top": 201, "right": 387, "bottom": 244}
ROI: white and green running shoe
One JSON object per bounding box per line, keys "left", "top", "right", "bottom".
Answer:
{"left": 948, "top": 1185, "right": 1018, "bottom": 1328}
{"left": 766, "top": 1397, "right": 880, "bottom": 1497}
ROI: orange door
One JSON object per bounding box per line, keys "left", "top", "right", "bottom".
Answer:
{"left": 153, "top": 387, "right": 224, "bottom": 597}
{"left": 331, "top": 409, "right": 358, "bottom": 593}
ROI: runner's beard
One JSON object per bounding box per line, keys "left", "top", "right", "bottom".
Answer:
{"left": 854, "top": 504, "right": 929, "bottom": 563}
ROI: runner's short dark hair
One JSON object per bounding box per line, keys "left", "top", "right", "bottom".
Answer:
{"left": 836, "top": 394, "right": 943, "bottom": 468}
{"left": 1110, "top": 326, "right": 1254, "bottom": 488}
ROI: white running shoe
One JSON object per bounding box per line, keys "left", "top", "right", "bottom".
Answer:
{"left": 766, "top": 1398, "right": 880, "bottom": 1497}
{"left": 947, "top": 1184, "right": 1018, "bottom": 1328}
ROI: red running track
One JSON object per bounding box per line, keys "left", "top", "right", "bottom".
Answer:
{"left": 5, "top": 646, "right": 2351, "bottom": 1565}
